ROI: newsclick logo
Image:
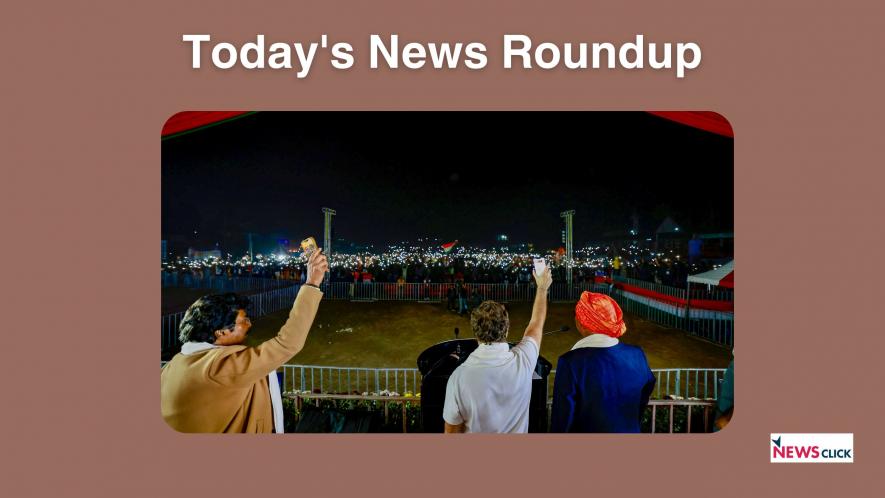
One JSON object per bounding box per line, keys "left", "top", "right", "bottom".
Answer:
{"left": 770, "top": 433, "right": 853, "bottom": 463}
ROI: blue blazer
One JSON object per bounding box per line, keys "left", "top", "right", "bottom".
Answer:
{"left": 551, "top": 343, "right": 656, "bottom": 433}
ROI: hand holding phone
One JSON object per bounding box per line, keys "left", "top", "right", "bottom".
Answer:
{"left": 305, "top": 247, "right": 328, "bottom": 286}
{"left": 533, "top": 258, "right": 552, "bottom": 291}
{"left": 533, "top": 257, "right": 547, "bottom": 276}
{"left": 300, "top": 237, "right": 318, "bottom": 258}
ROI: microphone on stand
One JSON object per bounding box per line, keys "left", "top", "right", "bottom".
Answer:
{"left": 428, "top": 342, "right": 464, "bottom": 375}
{"left": 543, "top": 325, "right": 570, "bottom": 336}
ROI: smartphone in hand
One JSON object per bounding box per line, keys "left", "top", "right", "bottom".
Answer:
{"left": 300, "top": 237, "right": 318, "bottom": 258}
{"left": 533, "top": 257, "right": 547, "bottom": 276}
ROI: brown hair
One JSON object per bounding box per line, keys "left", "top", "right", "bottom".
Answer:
{"left": 470, "top": 301, "right": 510, "bottom": 344}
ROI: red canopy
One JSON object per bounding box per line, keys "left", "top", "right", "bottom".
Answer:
{"left": 162, "top": 111, "right": 734, "bottom": 139}
{"left": 646, "top": 111, "right": 733, "bottom": 138}
{"left": 162, "top": 111, "right": 252, "bottom": 138}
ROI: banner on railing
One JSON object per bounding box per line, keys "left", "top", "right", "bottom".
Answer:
{"left": 620, "top": 290, "right": 733, "bottom": 320}
{"left": 595, "top": 276, "right": 733, "bottom": 313}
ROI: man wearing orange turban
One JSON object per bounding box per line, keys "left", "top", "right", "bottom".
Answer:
{"left": 574, "top": 291, "right": 627, "bottom": 338}
{"left": 550, "top": 291, "right": 656, "bottom": 432}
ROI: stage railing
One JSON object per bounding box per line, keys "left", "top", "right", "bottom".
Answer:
{"left": 160, "top": 361, "right": 724, "bottom": 402}
{"left": 650, "top": 368, "right": 726, "bottom": 400}
{"left": 646, "top": 399, "right": 717, "bottom": 434}
{"left": 275, "top": 364, "right": 725, "bottom": 401}
{"left": 161, "top": 360, "right": 723, "bottom": 432}
{"left": 280, "top": 365, "right": 422, "bottom": 396}
{"left": 281, "top": 392, "right": 715, "bottom": 433}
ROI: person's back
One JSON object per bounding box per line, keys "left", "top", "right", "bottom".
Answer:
{"left": 552, "top": 343, "right": 654, "bottom": 432}
{"left": 444, "top": 339, "right": 538, "bottom": 433}
{"left": 162, "top": 345, "right": 275, "bottom": 433}
{"left": 162, "top": 250, "right": 328, "bottom": 433}
{"left": 551, "top": 291, "right": 655, "bottom": 433}
{"left": 443, "top": 266, "right": 552, "bottom": 434}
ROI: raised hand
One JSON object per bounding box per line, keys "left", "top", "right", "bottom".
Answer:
{"left": 306, "top": 249, "right": 329, "bottom": 286}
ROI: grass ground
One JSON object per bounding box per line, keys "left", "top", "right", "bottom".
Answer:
{"left": 240, "top": 300, "right": 731, "bottom": 370}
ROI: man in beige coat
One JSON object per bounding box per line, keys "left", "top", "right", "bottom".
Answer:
{"left": 161, "top": 250, "right": 328, "bottom": 433}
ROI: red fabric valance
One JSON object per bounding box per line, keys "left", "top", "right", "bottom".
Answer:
{"left": 593, "top": 276, "right": 734, "bottom": 312}
{"left": 646, "top": 111, "right": 734, "bottom": 138}
{"left": 162, "top": 111, "right": 251, "bottom": 137}
{"left": 161, "top": 111, "right": 734, "bottom": 139}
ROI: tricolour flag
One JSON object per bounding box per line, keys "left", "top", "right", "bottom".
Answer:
{"left": 441, "top": 240, "right": 458, "bottom": 253}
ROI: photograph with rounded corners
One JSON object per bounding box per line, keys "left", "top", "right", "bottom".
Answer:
{"left": 160, "top": 111, "right": 734, "bottom": 434}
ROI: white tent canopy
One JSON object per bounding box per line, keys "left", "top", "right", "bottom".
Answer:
{"left": 687, "top": 260, "right": 734, "bottom": 288}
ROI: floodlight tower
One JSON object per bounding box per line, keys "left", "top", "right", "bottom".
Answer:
{"left": 322, "top": 207, "right": 336, "bottom": 282}
{"left": 560, "top": 209, "right": 575, "bottom": 289}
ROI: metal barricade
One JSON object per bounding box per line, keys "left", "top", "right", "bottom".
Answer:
{"left": 280, "top": 364, "right": 421, "bottom": 395}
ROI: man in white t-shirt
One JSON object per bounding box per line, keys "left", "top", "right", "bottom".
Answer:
{"left": 443, "top": 267, "right": 552, "bottom": 433}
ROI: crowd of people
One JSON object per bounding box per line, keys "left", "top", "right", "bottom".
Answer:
{"left": 160, "top": 249, "right": 700, "bottom": 434}
{"left": 161, "top": 243, "right": 722, "bottom": 288}
{"left": 444, "top": 282, "right": 487, "bottom": 315}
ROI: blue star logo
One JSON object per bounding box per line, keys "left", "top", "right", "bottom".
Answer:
{"left": 772, "top": 436, "right": 781, "bottom": 447}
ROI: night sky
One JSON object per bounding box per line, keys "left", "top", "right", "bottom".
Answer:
{"left": 162, "top": 112, "right": 733, "bottom": 254}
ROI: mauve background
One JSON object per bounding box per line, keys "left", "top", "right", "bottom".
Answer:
{"left": 2, "top": 1, "right": 883, "bottom": 497}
